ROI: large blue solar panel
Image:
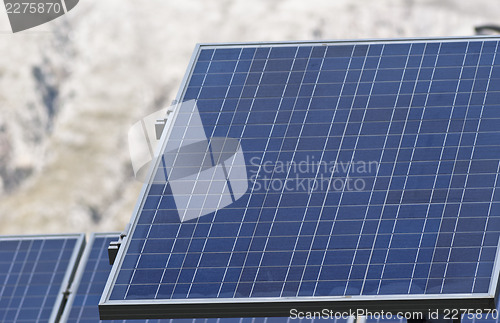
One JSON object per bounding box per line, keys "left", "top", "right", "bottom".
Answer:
{"left": 100, "top": 37, "right": 500, "bottom": 319}
{"left": 0, "top": 234, "right": 84, "bottom": 323}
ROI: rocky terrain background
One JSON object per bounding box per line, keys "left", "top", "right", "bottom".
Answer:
{"left": 0, "top": 0, "right": 499, "bottom": 235}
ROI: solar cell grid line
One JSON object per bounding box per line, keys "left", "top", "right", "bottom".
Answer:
{"left": 214, "top": 47, "right": 263, "bottom": 298}
{"left": 438, "top": 40, "right": 498, "bottom": 295}
{"left": 239, "top": 45, "right": 324, "bottom": 299}
{"left": 429, "top": 41, "right": 476, "bottom": 295}
{"left": 385, "top": 42, "right": 441, "bottom": 296}
{"left": 438, "top": 41, "right": 489, "bottom": 294}
{"left": 179, "top": 47, "right": 257, "bottom": 300}
{"left": 299, "top": 44, "right": 359, "bottom": 298}
{"left": 469, "top": 42, "right": 499, "bottom": 294}
{"left": 315, "top": 41, "right": 384, "bottom": 298}
{"left": 0, "top": 234, "right": 85, "bottom": 323}
{"left": 234, "top": 46, "right": 297, "bottom": 299}
{"left": 238, "top": 45, "right": 314, "bottom": 299}
{"left": 346, "top": 42, "right": 404, "bottom": 297}
{"left": 198, "top": 47, "right": 283, "bottom": 301}
{"left": 414, "top": 41, "right": 464, "bottom": 296}
{"left": 279, "top": 46, "right": 352, "bottom": 298}
{"left": 99, "top": 37, "right": 500, "bottom": 320}
{"left": 436, "top": 41, "right": 485, "bottom": 294}
{"left": 337, "top": 43, "right": 383, "bottom": 297}
{"left": 217, "top": 47, "right": 298, "bottom": 299}
{"left": 360, "top": 41, "right": 417, "bottom": 297}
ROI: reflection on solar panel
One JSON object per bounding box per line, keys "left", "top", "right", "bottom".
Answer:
{"left": 0, "top": 234, "right": 84, "bottom": 323}
{"left": 62, "top": 233, "right": 339, "bottom": 323}
{"left": 100, "top": 37, "right": 500, "bottom": 319}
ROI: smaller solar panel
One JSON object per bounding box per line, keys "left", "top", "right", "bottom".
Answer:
{"left": 60, "top": 233, "right": 173, "bottom": 323}
{"left": 0, "top": 234, "right": 85, "bottom": 323}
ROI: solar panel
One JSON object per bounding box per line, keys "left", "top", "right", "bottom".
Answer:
{"left": 61, "top": 232, "right": 176, "bottom": 323}
{"left": 62, "top": 233, "right": 340, "bottom": 323}
{"left": 100, "top": 37, "right": 500, "bottom": 319}
{"left": 0, "top": 234, "right": 85, "bottom": 323}
{"left": 60, "top": 233, "right": 125, "bottom": 323}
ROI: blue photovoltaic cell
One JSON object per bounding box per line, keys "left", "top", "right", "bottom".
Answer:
{"left": 0, "top": 235, "right": 82, "bottom": 323}
{"left": 105, "top": 39, "right": 500, "bottom": 308}
{"left": 65, "top": 234, "right": 338, "bottom": 323}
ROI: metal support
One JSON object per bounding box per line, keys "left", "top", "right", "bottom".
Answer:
{"left": 475, "top": 24, "right": 500, "bottom": 35}
{"left": 108, "top": 228, "right": 128, "bottom": 265}
{"left": 155, "top": 102, "right": 176, "bottom": 140}
{"left": 107, "top": 241, "right": 120, "bottom": 265}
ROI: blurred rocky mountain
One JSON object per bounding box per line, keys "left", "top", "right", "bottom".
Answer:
{"left": 0, "top": 0, "right": 499, "bottom": 234}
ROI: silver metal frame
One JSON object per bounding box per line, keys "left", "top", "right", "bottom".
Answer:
{"left": 58, "top": 232, "right": 120, "bottom": 323}
{"left": 184, "top": 35, "right": 500, "bottom": 50}
{"left": 0, "top": 233, "right": 86, "bottom": 323}
{"left": 99, "top": 36, "right": 500, "bottom": 320}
